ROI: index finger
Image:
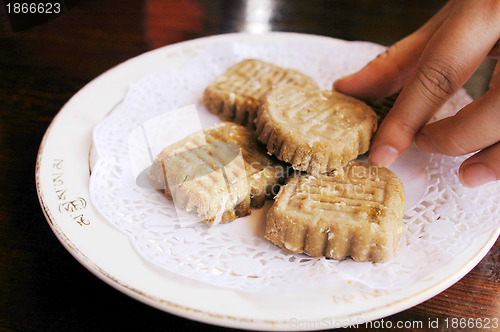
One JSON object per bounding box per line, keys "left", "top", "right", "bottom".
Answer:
{"left": 334, "top": 0, "right": 453, "bottom": 100}
{"left": 370, "top": 1, "right": 500, "bottom": 167}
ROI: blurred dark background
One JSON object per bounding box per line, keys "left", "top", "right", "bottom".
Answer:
{"left": 1, "top": 1, "right": 498, "bottom": 331}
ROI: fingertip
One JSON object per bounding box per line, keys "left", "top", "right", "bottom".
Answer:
{"left": 333, "top": 73, "right": 356, "bottom": 93}
{"left": 334, "top": 74, "right": 378, "bottom": 99}
{"left": 334, "top": 71, "right": 404, "bottom": 100}
{"left": 459, "top": 163, "right": 497, "bottom": 188}
{"left": 369, "top": 144, "right": 400, "bottom": 168}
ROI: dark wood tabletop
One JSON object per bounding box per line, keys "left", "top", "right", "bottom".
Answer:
{"left": 1, "top": 0, "right": 498, "bottom": 331}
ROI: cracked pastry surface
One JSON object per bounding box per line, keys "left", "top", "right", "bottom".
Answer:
{"left": 265, "top": 162, "right": 405, "bottom": 262}
{"left": 256, "top": 87, "right": 378, "bottom": 174}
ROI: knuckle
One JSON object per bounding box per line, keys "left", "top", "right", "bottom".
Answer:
{"left": 414, "top": 61, "right": 461, "bottom": 104}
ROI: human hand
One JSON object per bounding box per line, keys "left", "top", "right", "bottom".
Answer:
{"left": 334, "top": 0, "right": 500, "bottom": 188}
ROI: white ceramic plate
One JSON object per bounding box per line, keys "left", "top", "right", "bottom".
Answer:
{"left": 36, "top": 32, "right": 500, "bottom": 331}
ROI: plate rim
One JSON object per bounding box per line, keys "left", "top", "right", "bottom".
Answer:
{"left": 35, "top": 31, "right": 500, "bottom": 331}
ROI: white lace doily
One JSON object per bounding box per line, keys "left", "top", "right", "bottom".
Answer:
{"left": 90, "top": 39, "right": 500, "bottom": 292}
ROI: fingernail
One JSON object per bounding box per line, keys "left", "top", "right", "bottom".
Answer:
{"left": 415, "top": 133, "right": 437, "bottom": 153}
{"left": 459, "top": 163, "right": 497, "bottom": 188}
{"left": 369, "top": 145, "right": 400, "bottom": 167}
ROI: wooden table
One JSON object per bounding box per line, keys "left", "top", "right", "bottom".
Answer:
{"left": 1, "top": 0, "right": 498, "bottom": 330}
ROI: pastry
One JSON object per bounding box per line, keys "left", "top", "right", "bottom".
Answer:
{"left": 265, "top": 162, "right": 405, "bottom": 262}
{"left": 203, "top": 59, "right": 319, "bottom": 128}
{"left": 256, "top": 87, "right": 378, "bottom": 174}
{"left": 150, "top": 122, "right": 288, "bottom": 224}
